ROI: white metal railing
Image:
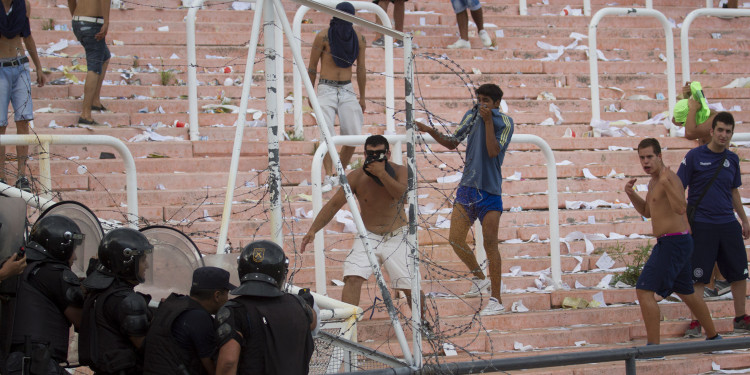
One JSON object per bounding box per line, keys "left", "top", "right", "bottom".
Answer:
{"left": 185, "top": 0, "right": 284, "bottom": 142}
{"left": 680, "top": 8, "right": 750, "bottom": 85}
{"left": 589, "top": 8, "right": 675, "bottom": 126}
{"left": 309, "top": 134, "right": 562, "bottom": 295}
{"left": 519, "top": 0, "right": 651, "bottom": 16}
{"left": 0, "top": 135, "right": 139, "bottom": 227}
{"left": 292, "top": 1, "right": 399, "bottom": 163}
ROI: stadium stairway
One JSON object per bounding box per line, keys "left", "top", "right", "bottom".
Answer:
{"left": 8, "top": 0, "right": 750, "bottom": 373}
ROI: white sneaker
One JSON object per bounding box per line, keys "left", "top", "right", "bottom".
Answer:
{"left": 480, "top": 297, "right": 505, "bottom": 316}
{"left": 447, "top": 39, "right": 470, "bottom": 49}
{"left": 462, "top": 278, "right": 491, "bottom": 298}
{"left": 478, "top": 30, "right": 492, "bottom": 47}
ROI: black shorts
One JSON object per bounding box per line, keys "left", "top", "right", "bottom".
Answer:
{"left": 636, "top": 234, "right": 695, "bottom": 298}
{"left": 691, "top": 220, "right": 749, "bottom": 284}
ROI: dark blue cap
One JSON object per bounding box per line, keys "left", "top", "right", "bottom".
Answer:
{"left": 192, "top": 266, "right": 236, "bottom": 290}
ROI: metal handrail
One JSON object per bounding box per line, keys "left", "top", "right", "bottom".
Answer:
{"left": 341, "top": 337, "right": 750, "bottom": 375}
{"left": 0, "top": 134, "right": 139, "bottom": 227}
{"left": 589, "top": 8, "right": 675, "bottom": 127}
{"left": 680, "top": 8, "right": 750, "bottom": 85}
{"left": 292, "top": 2, "right": 398, "bottom": 162}
{"left": 519, "top": 0, "right": 651, "bottom": 16}
{"left": 310, "top": 134, "right": 562, "bottom": 295}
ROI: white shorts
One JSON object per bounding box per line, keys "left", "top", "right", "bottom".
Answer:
{"left": 343, "top": 227, "right": 414, "bottom": 290}
{"left": 317, "top": 82, "right": 363, "bottom": 137}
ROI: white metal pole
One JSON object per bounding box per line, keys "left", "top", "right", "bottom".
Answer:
{"left": 311, "top": 143, "right": 328, "bottom": 294}
{"left": 37, "top": 140, "right": 52, "bottom": 199}
{"left": 275, "top": 11, "right": 285, "bottom": 142}
{"left": 186, "top": 0, "right": 203, "bottom": 141}
{"left": 681, "top": 9, "right": 750, "bottom": 85}
{"left": 271, "top": 0, "right": 414, "bottom": 365}
{"left": 0, "top": 135, "right": 139, "bottom": 227}
{"left": 589, "top": 8, "right": 675, "bottom": 128}
{"left": 584, "top": 0, "right": 591, "bottom": 16}
{"left": 403, "top": 34, "right": 421, "bottom": 367}
{"left": 519, "top": 0, "right": 527, "bottom": 15}
{"left": 266, "top": 0, "right": 284, "bottom": 246}
{"left": 216, "top": 0, "right": 265, "bottom": 254}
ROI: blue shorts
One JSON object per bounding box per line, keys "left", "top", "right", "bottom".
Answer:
{"left": 636, "top": 234, "right": 695, "bottom": 298}
{"left": 454, "top": 186, "right": 503, "bottom": 223}
{"left": 451, "top": 0, "right": 481, "bottom": 13}
{"left": 72, "top": 20, "right": 111, "bottom": 75}
{"left": 691, "top": 220, "right": 749, "bottom": 284}
{"left": 0, "top": 59, "right": 33, "bottom": 127}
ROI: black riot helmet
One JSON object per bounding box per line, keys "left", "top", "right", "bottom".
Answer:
{"left": 98, "top": 227, "right": 153, "bottom": 283}
{"left": 27, "top": 214, "right": 84, "bottom": 262}
{"left": 232, "top": 240, "right": 289, "bottom": 297}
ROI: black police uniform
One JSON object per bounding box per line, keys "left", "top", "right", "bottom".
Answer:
{"left": 143, "top": 293, "right": 210, "bottom": 375}
{"left": 78, "top": 273, "right": 150, "bottom": 375}
{"left": 216, "top": 294, "right": 314, "bottom": 375}
{"left": 6, "top": 258, "right": 83, "bottom": 375}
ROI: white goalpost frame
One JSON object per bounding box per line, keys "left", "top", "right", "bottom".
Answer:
{"left": 214, "top": 0, "right": 419, "bottom": 366}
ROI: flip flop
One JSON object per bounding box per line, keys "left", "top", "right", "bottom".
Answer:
{"left": 78, "top": 117, "right": 105, "bottom": 126}
{"left": 91, "top": 105, "right": 108, "bottom": 112}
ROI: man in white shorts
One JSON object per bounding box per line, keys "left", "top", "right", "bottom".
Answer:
{"left": 301, "top": 135, "right": 425, "bottom": 319}
{"left": 308, "top": 2, "right": 367, "bottom": 190}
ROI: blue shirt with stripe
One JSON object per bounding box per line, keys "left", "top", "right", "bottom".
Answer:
{"left": 453, "top": 108, "right": 514, "bottom": 196}
{"left": 676, "top": 144, "right": 742, "bottom": 224}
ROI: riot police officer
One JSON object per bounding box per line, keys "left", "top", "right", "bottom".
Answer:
{"left": 215, "top": 240, "right": 317, "bottom": 375}
{"left": 143, "top": 266, "right": 235, "bottom": 375}
{"left": 78, "top": 227, "right": 153, "bottom": 375}
{"left": 6, "top": 215, "right": 85, "bottom": 374}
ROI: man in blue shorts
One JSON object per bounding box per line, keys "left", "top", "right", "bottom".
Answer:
{"left": 446, "top": 0, "right": 492, "bottom": 49}
{"left": 416, "top": 83, "right": 513, "bottom": 315}
{"left": 0, "top": 0, "right": 45, "bottom": 191}
{"left": 68, "top": 0, "right": 111, "bottom": 126}
{"left": 626, "top": 138, "right": 719, "bottom": 344}
{"left": 677, "top": 111, "right": 750, "bottom": 338}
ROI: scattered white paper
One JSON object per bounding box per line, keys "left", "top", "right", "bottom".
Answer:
{"left": 331, "top": 279, "right": 345, "bottom": 286}
{"left": 511, "top": 300, "right": 529, "bottom": 312}
{"left": 334, "top": 210, "right": 357, "bottom": 233}
{"left": 435, "top": 215, "right": 451, "bottom": 229}
{"left": 505, "top": 171, "right": 522, "bottom": 181}
{"left": 582, "top": 168, "right": 599, "bottom": 179}
{"left": 590, "top": 291, "right": 607, "bottom": 306}
{"left": 295, "top": 207, "right": 313, "bottom": 219}
{"left": 158, "top": 26, "right": 169, "bottom": 32}
{"left": 575, "top": 340, "right": 587, "bottom": 347}
{"left": 596, "top": 275, "right": 614, "bottom": 289}
{"left": 442, "top": 343, "right": 457, "bottom": 356}
{"left": 595, "top": 252, "right": 615, "bottom": 270}
{"left": 513, "top": 341, "right": 534, "bottom": 351}
{"left": 575, "top": 280, "right": 586, "bottom": 289}
{"left": 437, "top": 172, "right": 462, "bottom": 183}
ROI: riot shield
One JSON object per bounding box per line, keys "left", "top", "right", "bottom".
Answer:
{"left": 136, "top": 225, "right": 205, "bottom": 301}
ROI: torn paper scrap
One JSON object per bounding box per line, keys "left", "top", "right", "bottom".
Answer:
{"left": 435, "top": 215, "right": 451, "bottom": 229}
{"left": 511, "top": 300, "right": 529, "bottom": 313}
{"left": 575, "top": 280, "right": 586, "bottom": 289}
{"left": 437, "top": 172, "right": 462, "bottom": 183}
{"left": 582, "top": 168, "right": 599, "bottom": 179}
{"left": 513, "top": 342, "right": 534, "bottom": 351}
{"left": 595, "top": 252, "right": 615, "bottom": 270}
{"left": 596, "top": 274, "right": 614, "bottom": 289}
{"left": 505, "top": 171, "right": 522, "bottom": 181}
{"left": 590, "top": 291, "right": 607, "bottom": 307}
{"left": 334, "top": 210, "right": 357, "bottom": 233}
{"left": 442, "top": 343, "right": 458, "bottom": 356}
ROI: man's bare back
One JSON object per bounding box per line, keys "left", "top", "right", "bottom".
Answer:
{"left": 348, "top": 166, "right": 408, "bottom": 234}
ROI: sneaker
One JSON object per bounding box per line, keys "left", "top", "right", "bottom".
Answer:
{"left": 394, "top": 39, "right": 404, "bottom": 48}
{"left": 478, "top": 29, "right": 492, "bottom": 47}
{"left": 734, "top": 315, "right": 750, "bottom": 333}
{"left": 14, "top": 176, "right": 30, "bottom": 192}
{"left": 372, "top": 37, "right": 385, "bottom": 47}
{"left": 462, "top": 278, "right": 491, "bottom": 298}
{"left": 703, "top": 287, "right": 720, "bottom": 300}
{"left": 479, "top": 297, "right": 505, "bottom": 316}
{"left": 684, "top": 320, "right": 702, "bottom": 338}
{"left": 447, "top": 39, "right": 470, "bottom": 49}
{"left": 715, "top": 280, "right": 732, "bottom": 296}
{"left": 707, "top": 334, "right": 723, "bottom": 341}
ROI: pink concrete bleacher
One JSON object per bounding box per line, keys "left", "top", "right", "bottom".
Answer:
{"left": 12, "top": 0, "right": 750, "bottom": 373}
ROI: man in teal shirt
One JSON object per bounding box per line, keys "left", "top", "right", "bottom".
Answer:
{"left": 416, "top": 83, "right": 514, "bottom": 315}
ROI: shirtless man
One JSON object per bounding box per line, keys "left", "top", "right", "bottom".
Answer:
{"left": 625, "top": 138, "right": 720, "bottom": 344}
{"left": 68, "top": 0, "right": 110, "bottom": 126}
{"left": 307, "top": 2, "right": 366, "bottom": 190}
{"left": 0, "top": 0, "right": 45, "bottom": 191}
{"left": 300, "top": 135, "right": 425, "bottom": 318}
